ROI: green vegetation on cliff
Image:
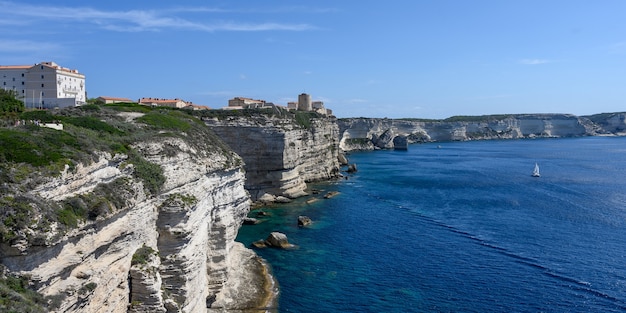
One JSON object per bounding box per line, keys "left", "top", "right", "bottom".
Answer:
{"left": 193, "top": 106, "right": 325, "bottom": 129}
{"left": 0, "top": 102, "right": 238, "bottom": 247}
{"left": 0, "top": 89, "right": 25, "bottom": 120}
{"left": 443, "top": 114, "right": 515, "bottom": 122}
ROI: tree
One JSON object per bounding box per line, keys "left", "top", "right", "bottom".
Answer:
{"left": 0, "top": 89, "right": 25, "bottom": 113}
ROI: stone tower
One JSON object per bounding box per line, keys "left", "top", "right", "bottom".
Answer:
{"left": 297, "top": 93, "right": 312, "bottom": 111}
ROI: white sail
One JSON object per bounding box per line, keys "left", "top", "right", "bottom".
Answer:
{"left": 532, "top": 163, "right": 540, "bottom": 177}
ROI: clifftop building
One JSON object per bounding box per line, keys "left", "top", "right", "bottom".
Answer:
{"left": 97, "top": 96, "right": 133, "bottom": 104}
{"left": 0, "top": 61, "right": 86, "bottom": 109}
{"left": 227, "top": 93, "right": 332, "bottom": 115}
{"left": 297, "top": 93, "right": 312, "bottom": 111}
{"left": 297, "top": 93, "right": 331, "bottom": 115}
{"left": 227, "top": 97, "right": 267, "bottom": 109}
{"left": 139, "top": 97, "right": 188, "bottom": 108}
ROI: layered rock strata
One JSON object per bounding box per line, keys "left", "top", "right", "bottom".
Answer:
{"left": 203, "top": 111, "right": 341, "bottom": 201}
{"left": 1, "top": 129, "right": 273, "bottom": 312}
{"left": 337, "top": 113, "right": 626, "bottom": 151}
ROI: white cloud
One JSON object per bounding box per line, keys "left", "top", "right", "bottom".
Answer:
{"left": 519, "top": 59, "right": 551, "bottom": 65}
{"left": 0, "top": 1, "right": 317, "bottom": 32}
{"left": 0, "top": 39, "right": 61, "bottom": 53}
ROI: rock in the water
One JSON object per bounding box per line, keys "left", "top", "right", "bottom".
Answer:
{"left": 258, "top": 193, "right": 276, "bottom": 203}
{"left": 347, "top": 163, "right": 358, "bottom": 173}
{"left": 265, "top": 232, "right": 294, "bottom": 249}
{"left": 256, "top": 210, "right": 271, "bottom": 217}
{"left": 243, "top": 217, "right": 260, "bottom": 225}
{"left": 297, "top": 216, "right": 312, "bottom": 227}
{"left": 251, "top": 240, "right": 268, "bottom": 249}
{"left": 306, "top": 198, "right": 319, "bottom": 204}
{"left": 275, "top": 196, "right": 292, "bottom": 203}
{"left": 323, "top": 191, "right": 340, "bottom": 199}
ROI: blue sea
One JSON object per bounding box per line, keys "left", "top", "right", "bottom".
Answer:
{"left": 236, "top": 137, "right": 626, "bottom": 312}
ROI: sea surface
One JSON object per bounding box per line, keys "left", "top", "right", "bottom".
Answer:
{"left": 236, "top": 137, "right": 626, "bottom": 312}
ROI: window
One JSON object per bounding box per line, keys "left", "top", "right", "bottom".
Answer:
{"left": 41, "top": 65, "right": 44, "bottom": 69}
{"left": 22, "top": 90, "right": 24, "bottom": 94}
{"left": 2, "top": 82, "right": 5, "bottom": 86}
{"left": 42, "top": 92, "right": 44, "bottom": 96}
{"left": 21, "top": 82, "right": 24, "bottom": 85}
{"left": 41, "top": 84, "right": 44, "bottom": 87}
{"left": 12, "top": 78, "right": 15, "bottom": 81}
{"left": 21, "top": 73, "right": 24, "bottom": 77}
{"left": 41, "top": 75, "right": 44, "bottom": 79}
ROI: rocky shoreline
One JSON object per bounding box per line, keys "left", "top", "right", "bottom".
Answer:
{"left": 208, "top": 243, "right": 279, "bottom": 312}
{"left": 337, "top": 113, "right": 626, "bottom": 151}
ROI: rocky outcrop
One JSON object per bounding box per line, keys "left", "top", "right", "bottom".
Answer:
{"left": 203, "top": 110, "right": 341, "bottom": 201}
{"left": 297, "top": 216, "right": 312, "bottom": 227}
{"left": 584, "top": 112, "right": 626, "bottom": 135}
{"left": 1, "top": 118, "right": 274, "bottom": 312}
{"left": 256, "top": 232, "right": 294, "bottom": 249}
{"left": 337, "top": 114, "right": 616, "bottom": 151}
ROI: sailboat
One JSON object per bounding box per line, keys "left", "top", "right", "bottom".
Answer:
{"left": 532, "top": 163, "right": 541, "bottom": 177}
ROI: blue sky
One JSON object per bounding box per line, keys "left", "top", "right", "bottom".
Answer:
{"left": 1, "top": 1, "right": 625, "bottom": 119}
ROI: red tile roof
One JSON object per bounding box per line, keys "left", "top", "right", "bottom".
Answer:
{"left": 98, "top": 96, "right": 133, "bottom": 101}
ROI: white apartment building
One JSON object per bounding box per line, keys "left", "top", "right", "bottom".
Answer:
{"left": 0, "top": 61, "right": 86, "bottom": 109}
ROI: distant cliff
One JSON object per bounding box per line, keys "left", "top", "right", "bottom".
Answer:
{"left": 0, "top": 105, "right": 275, "bottom": 312}
{"left": 201, "top": 108, "right": 341, "bottom": 201}
{"left": 338, "top": 113, "right": 626, "bottom": 151}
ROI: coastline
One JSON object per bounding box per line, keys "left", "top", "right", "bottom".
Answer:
{"left": 250, "top": 255, "right": 280, "bottom": 313}
{"left": 208, "top": 242, "right": 279, "bottom": 312}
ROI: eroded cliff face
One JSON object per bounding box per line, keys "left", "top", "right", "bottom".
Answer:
{"left": 585, "top": 112, "right": 626, "bottom": 135}
{"left": 338, "top": 114, "right": 603, "bottom": 151}
{"left": 0, "top": 114, "right": 273, "bottom": 312}
{"left": 203, "top": 111, "right": 341, "bottom": 201}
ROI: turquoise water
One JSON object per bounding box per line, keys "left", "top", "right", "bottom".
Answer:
{"left": 236, "top": 137, "right": 626, "bottom": 312}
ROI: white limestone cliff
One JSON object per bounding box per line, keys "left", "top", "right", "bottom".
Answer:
{"left": 338, "top": 114, "right": 602, "bottom": 151}
{"left": 204, "top": 112, "right": 341, "bottom": 201}
{"left": 1, "top": 136, "right": 275, "bottom": 312}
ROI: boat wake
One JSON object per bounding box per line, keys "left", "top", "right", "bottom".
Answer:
{"left": 404, "top": 207, "right": 626, "bottom": 309}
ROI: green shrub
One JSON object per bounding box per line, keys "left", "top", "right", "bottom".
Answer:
{"left": 294, "top": 111, "right": 316, "bottom": 129}
{"left": 131, "top": 245, "right": 156, "bottom": 265}
{"left": 0, "top": 197, "right": 34, "bottom": 242}
{"left": 0, "top": 127, "right": 78, "bottom": 168}
{"left": 136, "top": 111, "right": 193, "bottom": 131}
{"left": 104, "top": 102, "right": 151, "bottom": 113}
{"left": 0, "top": 274, "right": 46, "bottom": 312}
{"left": 57, "top": 208, "right": 81, "bottom": 228}
{"left": 164, "top": 193, "right": 197, "bottom": 207}
{"left": 62, "top": 116, "right": 123, "bottom": 135}
{"left": 79, "top": 104, "right": 101, "bottom": 112}
{"left": 19, "top": 110, "right": 58, "bottom": 123}
{"left": 128, "top": 150, "right": 165, "bottom": 195}
{"left": 0, "top": 89, "right": 25, "bottom": 113}
{"left": 346, "top": 138, "right": 371, "bottom": 145}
